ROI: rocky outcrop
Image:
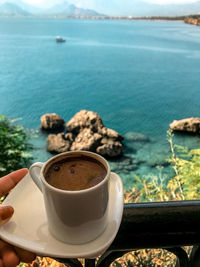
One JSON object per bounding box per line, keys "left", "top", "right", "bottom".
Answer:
{"left": 170, "top": 117, "right": 200, "bottom": 134}
{"left": 70, "top": 128, "right": 102, "bottom": 151}
{"left": 40, "top": 113, "right": 64, "bottom": 131}
{"left": 45, "top": 110, "right": 124, "bottom": 158}
{"left": 96, "top": 141, "right": 123, "bottom": 158}
{"left": 99, "top": 127, "right": 123, "bottom": 141}
{"left": 184, "top": 17, "right": 200, "bottom": 26}
{"left": 66, "top": 110, "right": 104, "bottom": 134}
{"left": 47, "top": 133, "right": 73, "bottom": 153}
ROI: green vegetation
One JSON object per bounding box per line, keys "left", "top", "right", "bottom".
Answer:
{"left": 120, "top": 129, "right": 200, "bottom": 267}
{"left": 167, "top": 129, "right": 200, "bottom": 200}
{"left": 1, "top": 117, "right": 199, "bottom": 266}
{"left": 131, "top": 129, "right": 200, "bottom": 203}
{"left": 0, "top": 115, "right": 33, "bottom": 177}
{"left": 185, "top": 14, "right": 200, "bottom": 19}
{"left": 138, "top": 16, "right": 186, "bottom": 20}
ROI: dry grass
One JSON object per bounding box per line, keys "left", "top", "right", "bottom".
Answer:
{"left": 21, "top": 249, "right": 177, "bottom": 267}
{"left": 23, "top": 257, "right": 66, "bottom": 267}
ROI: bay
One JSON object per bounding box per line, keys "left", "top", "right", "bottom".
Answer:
{"left": 0, "top": 17, "right": 200, "bottom": 189}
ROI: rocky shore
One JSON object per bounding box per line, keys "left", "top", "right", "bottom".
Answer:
{"left": 184, "top": 17, "right": 200, "bottom": 26}
{"left": 39, "top": 112, "right": 200, "bottom": 188}
{"left": 41, "top": 110, "right": 124, "bottom": 158}
{"left": 170, "top": 117, "right": 200, "bottom": 134}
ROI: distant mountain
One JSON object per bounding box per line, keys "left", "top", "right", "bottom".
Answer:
{"left": 0, "top": 0, "right": 103, "bottom": 17}
{"left": 1, "top": 0, "right": 200, "bottom": 18}
{"left": 0, "top": 0, "right": 44, "bottom": 14}
{"left": 86, "top": 0, "right": 200, "bottom": 16}
{"left": 40, "top": 1, "right": 103, "bottom": 16}
{"left": 0, "top": 2, "right": 30, "bottom": 16}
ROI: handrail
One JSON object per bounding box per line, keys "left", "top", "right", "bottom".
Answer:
{"left": 56, "top": 200, "right": 200, "bottom": 267}
{"left": 113, "top": 200, "right": 200, "bottom": 249}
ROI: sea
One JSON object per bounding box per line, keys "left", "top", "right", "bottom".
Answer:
{"left": 0, "top": 17, "right": 200, "bottom": 190}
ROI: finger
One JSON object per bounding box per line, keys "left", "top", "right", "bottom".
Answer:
{"left": 14, "top": 246, "right": 36, "bottom": 263}
{"left": 0, "top": 239, "right": 20, "bottom": 267}
{"left": 0, "top": 259, "right": 4, "bottom": 267}
{"left": 0, "top": 169, "right": 28, "bottom": 197}
{"left": 0, "top": 206, "right": 14, "bottom": 227}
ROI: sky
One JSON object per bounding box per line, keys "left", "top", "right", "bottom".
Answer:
{"left": 22, "top": 0, "right": 199, "bottom": 8}
{"left": 12, "top": 0, "right": 200, "bottom": 16}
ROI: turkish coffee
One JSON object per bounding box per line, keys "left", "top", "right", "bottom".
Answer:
{"left": 44, "top": 155, "right": 107, "bottom": 191}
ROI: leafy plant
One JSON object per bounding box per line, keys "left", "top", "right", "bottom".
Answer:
{"left": 112, "top": 249, "right": 176, "bottom": 267}
{"left": 125, "top": 129, "right": 200, "bottom": 204}
{"left": 122, "top": 129, "right": 200, "bottom": 267}
{"left": 0, "top": 115, "right": 33, "bottom": 177}
{"left": 167, "top": 129, "right": 200, "bottom": 200}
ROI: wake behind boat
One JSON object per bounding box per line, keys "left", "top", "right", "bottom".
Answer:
{"left": 56, "top": 36, "right": 66, "bottom": 43}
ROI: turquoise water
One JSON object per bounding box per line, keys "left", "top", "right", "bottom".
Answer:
{"left": 1, "top": 18, "right": 200, "bottom": 189}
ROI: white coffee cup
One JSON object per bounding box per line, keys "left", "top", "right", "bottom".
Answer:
{"left": 29, "top": 151, "right": 110, "bottom": 245}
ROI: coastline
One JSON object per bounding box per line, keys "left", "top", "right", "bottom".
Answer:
{"left": 1, "top": 18, "right": 200, "bottom": 189}
{"left": 0, "top": 14, "right": 185, "bottom": 23}
{"left": 184, "top": 16, "right": 200, "bottom": 26}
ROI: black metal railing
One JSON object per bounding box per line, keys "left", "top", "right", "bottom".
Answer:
{"left": 56, "top": 200, "right": 200, "bottom": 267}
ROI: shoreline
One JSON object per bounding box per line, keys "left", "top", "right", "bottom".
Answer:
{"left": 0, "top": 15, "right": 186, "bottom": 23}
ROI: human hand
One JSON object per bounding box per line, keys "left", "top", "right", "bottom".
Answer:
{"left": 0, "top": 169, "right": 36, "bottom": 267}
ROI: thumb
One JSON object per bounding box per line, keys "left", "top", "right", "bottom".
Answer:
{"left": 0, "top": 206, "right": 14, "bottom": 227}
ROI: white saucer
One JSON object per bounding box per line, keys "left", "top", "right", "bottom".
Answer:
{"left": 0, "top": 172, "right": 124, "bottom": 259}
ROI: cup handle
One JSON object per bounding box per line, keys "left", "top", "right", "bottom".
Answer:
{"left": 29, "top": 162, "right": 44, "bottom": 192}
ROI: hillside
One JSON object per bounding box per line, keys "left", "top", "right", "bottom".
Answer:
{"left": 184, "top": 14, "right": 200, "bottom": 26}
{"left": 0, "top": 2, "right": 30, "bottom": 16}
{"left": 0, "top": 0, "right": 103, "bottom": 17}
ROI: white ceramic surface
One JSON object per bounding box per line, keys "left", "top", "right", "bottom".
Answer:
{"left": 0, "top": 172, "right": 124, "bottom": 259}
{"left": 29, "top": 151, "right": 111, "bottom": 245}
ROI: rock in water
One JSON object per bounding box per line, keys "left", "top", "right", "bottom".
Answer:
{"left": 40, "top": 113, "right": 64, "bottom": 131}
{"left": 45, "top": 110, "right": 124, "bottom": 158}
{"left": 47, "top": 133, "right": 72, "bottom": 153}
{"left": 70, "top": 128, "right": 102, "bottom": 151}
{"left": 170, "top": 118, "right": 200, "bottom": 134}
{"left": 66, "top": 110, "right": 104, "bottom": 134}
{"left": 96, "top": 141, "right": 123, "bottom": 158}
{"left": 99, "top": 127, "right": 123, "bottom": 141}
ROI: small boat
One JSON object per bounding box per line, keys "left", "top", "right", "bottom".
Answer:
{"left": 56, "top": 36, "right": 66, "bottom": 43}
